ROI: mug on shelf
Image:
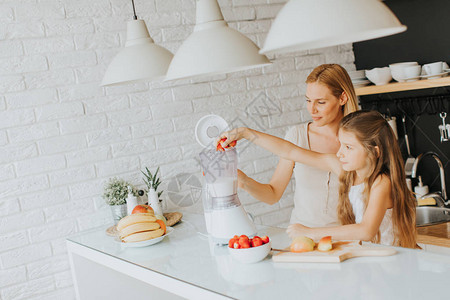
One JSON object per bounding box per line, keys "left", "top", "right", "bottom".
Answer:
{"left": 423, "top": 61, "right": 443, "bottom": 75}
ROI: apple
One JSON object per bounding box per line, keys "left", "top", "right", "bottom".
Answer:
{"left": 131, "top": 204, "right": 154, "bottom": 215}
{"left": 290, "top": 236, "right": 315, "bottom": 253}
{"left": 317, "top": 236, "right": 333, "bottom": 252}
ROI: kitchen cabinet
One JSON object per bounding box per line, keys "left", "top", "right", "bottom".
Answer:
{"left": 67, "top": 212, "right": 450, "bottom": 300}
{"left": 356, "top": 76, "right": 450, "bottom": 96}
{"left": 417, "top": 222, "right": 450, "bottom": 254}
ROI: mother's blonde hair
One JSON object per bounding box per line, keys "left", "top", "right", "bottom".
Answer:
{"left": 306, "top": 64, "right": 358, "bottom": 115}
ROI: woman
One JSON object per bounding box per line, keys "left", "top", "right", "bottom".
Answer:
{"left": 237, "top": 64, "right": 358, "bottom": 227}
{"left": 219, "top": 111, "right": 417, "bottom": 248}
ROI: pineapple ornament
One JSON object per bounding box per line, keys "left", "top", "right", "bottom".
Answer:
{"left": 142, "top": 167, "right": 164, "bottom": 216}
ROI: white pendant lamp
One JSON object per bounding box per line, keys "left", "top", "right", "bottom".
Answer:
{"left": 260, "top": 0, "right": 407, "bottom": 55}
{"left": 165, "top": 0, "right": 271, "bottom": 81}
{"left": 101, "top": 0, "right": 173, "bottom": 86}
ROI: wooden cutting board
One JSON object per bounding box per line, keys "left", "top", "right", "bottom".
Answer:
{"left": 272, "top": 241, "right": 397, "bottom": 263}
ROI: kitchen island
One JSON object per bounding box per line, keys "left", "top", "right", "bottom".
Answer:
{"left": 67, "top": 213, "right": 450, "bottom": 300}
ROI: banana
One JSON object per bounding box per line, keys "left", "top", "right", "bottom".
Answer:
{"left": 119, "top": 222, "right": 161, "bottom": 239}
{"left": 117, "top": 213, "right": 157, "bottom": 231}
{"left": 122, "top": 229, "right": 164, "bottom": 243}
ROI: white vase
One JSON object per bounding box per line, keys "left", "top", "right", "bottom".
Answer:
{"left": 126, "top": 186, "right": 138, "bottom": 215}
{"left": 148, "top": 188, "right": 163, "bottom": 216}
{"left": 110, "top": 204, "right": 127, "bottom": 224}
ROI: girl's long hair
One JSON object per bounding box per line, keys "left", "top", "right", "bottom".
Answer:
{"left": 337, "top": 111, "right": 417, "bottom": 248}
{"left": 306, "top": 64, "right": 359, "bottom": 115}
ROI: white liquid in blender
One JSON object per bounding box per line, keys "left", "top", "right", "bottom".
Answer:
{"left": 209, "top": 177, "right": 237, "bottom": 197}
{"left": 204, "top": 211, "right": 212, "bottom": 234}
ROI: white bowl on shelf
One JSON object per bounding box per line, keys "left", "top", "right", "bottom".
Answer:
{"left": 228, "top": 241, "right": 271, "bottom": 264}
{"left": 389, "top": 62, "right": 418, "bottom": 82}
{"left": 365, "top": 67, "right": 392, "bottom": 86}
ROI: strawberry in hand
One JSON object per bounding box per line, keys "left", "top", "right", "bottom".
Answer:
{"left": 216, "top": 138, "right": 237, "bottom": 152}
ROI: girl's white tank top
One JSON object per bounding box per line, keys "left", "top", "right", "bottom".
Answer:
{"left": 349, "top": 183, "right": 394, "bottom": 245}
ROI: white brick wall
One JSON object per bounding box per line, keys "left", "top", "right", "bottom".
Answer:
{"left": 0, "top": 0, "right": 356, "bottom": 298}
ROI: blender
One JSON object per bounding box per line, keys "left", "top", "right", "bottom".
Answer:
{"left": 199, "top": 147, "right": 257, "bottom": 245}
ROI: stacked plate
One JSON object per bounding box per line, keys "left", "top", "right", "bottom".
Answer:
{"left": 348, "top": 70, "right": 371, "bottom": 88}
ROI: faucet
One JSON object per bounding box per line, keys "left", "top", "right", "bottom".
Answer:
{"left": 411, "top": 151, "right": 448, "bottom": 206}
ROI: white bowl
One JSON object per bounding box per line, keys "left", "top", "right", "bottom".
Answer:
{"left": 403, "top": 65, "right": 421, "bottom": 79}
{"left": 228, "top": 241, "right": 271, "bottom": 264}
{"left": 389, "top": 62, "right": 418, "bottom": 82}
{"left": 365, "top": 67, "right": 392, "bottom": 86}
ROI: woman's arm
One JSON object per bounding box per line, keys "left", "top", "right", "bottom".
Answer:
{"left": 218, "top": 127, "right": 342, "bottom": 174}
{"left": 238, "top": 157, "right": 294, "bottom": 205}
{"left": 287, "top": 175, "right": 393, "bottom": 241}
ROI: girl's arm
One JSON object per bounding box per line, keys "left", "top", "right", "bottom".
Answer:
{"left": 237, "top": 156, "right": 294, "bottom": 205}
{"left": 218, "top": 127, "right": 342, "bottom": 174}
{"left": 287, "top": 175, "right": 393, "bottom": 241}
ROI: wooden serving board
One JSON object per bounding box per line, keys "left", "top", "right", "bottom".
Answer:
{"left": 272, "top": 241, "right": 396, "bottom": 263}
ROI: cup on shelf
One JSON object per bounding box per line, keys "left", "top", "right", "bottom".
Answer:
{"left": 423, "top": 61, "right": 443, "bottom": 76}
{"left": 389, "top": 62, "right": 418, "bottom": 82}
{"left": 365, "top": 67, "right": 392, "bottom": 86}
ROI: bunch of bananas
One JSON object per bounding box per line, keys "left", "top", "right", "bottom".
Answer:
{"left": 117, "top": 213, "right": 165, "bottom": 243}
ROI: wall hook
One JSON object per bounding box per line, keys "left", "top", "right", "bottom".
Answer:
{"left": 439, "top": 112, "right": 449, "bottom": 142}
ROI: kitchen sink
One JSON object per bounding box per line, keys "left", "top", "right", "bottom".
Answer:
{"left": 416, "top": 206, "right": 450, "bottom": 226}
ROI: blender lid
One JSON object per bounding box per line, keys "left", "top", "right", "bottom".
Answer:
{"left": 195, "top": 114, "right": 229, "bottom": 148}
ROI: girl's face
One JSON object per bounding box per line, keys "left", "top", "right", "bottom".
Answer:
{"left": 336, "top": 129, "right": 370, "bottom": 174}
{"left": 305, "top": 81, "right": 347, "bottom": 127}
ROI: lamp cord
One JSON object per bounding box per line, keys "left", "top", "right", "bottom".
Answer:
{"left": 131, "top": 0, "right": 137, "bottom": 20}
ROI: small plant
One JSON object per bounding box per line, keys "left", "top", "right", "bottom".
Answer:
{"left": 142, "top": 166, "right": 163, "bottom": 199}
{"left": 103, "top": 177, "right": 133, "bottom": 206}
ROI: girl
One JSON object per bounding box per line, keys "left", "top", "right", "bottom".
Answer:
{"left": 237, "top": 64, "right": 358, "bottom": 228}
{"left": 218, "top": 110, "right": 417, "bottom": 248}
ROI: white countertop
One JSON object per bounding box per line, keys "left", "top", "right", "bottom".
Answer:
{"left": 67, "top": 212, "right": 450, "bottom": 300}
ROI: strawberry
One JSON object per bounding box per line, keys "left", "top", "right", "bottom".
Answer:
{"left": 233, "top": 242, "right": 240, "bottom": 249}
{"left": 240, "top": 240, "right": 250, "bottom": 248}
{"left": 238, "top": 236, "right": 249, "bottom": 248}
{"left": 216, "top": 138, "right": 237, "bottom": 152}
{"left": 228, "top": 238, "right": 237, "bottom": 248}
{"left": 252, "top": 237, "right": 263, "bottom": 247}
{"left": 216, "top": 142, "right": 224, "bottom": 152}
{"left": 261, "top": 236, "right": 269, "bottom": 244}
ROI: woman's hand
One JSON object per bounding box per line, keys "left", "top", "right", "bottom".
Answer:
{"left": 215, "top": 127, "right": 248, "bottom": 149}
{"left": 287, "top": 223, "right": 313, "bottom": 239}
{"left": 237, "top": 169, "right": 248, "bottom": 189}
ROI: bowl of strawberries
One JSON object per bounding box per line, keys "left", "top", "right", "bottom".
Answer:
{"left": 228, "top": 235, "right": 271, "bottom": 264}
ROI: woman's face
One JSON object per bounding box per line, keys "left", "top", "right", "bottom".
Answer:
{"left": 305, "top": 81, "right": 346, "bottom": 127}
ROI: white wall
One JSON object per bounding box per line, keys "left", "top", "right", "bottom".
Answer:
{"left": 0, "top": 0, "right": 356, "bottom": 299}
